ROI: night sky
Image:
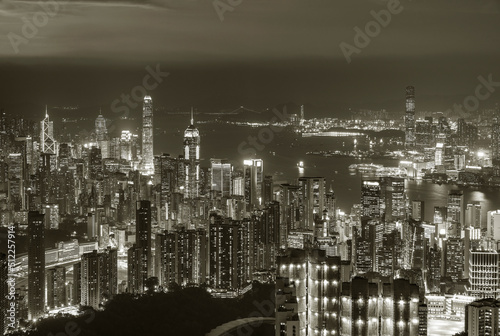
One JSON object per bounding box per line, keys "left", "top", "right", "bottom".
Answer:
{"left": 0, "top": 0, "right": 499, "bottom": 116}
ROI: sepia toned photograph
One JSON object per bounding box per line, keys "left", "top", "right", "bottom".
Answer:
{"left": 0, "top": 0, "right": 499, "bottom": 335}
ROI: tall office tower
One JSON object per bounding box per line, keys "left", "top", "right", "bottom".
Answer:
{"left": 40, "top": 106, "right": 56, "bottom": 155}
{"left": 411, "top": 200, "right": 424, "bottom": 222}
{"left": 276, "top": 248, "right": 342, "bottom": 336}
{"left": 325, "top": 186, "right": 336, "bottom": 220}
{"left": 141, "top": 96, "right": 154, "bottom": 175}
{"left": 457, "top": 118, "right": 467, "bottom": 146}
{"left": 95, "top": 114, "right": 109, "bottom": 159}
{"left": 466, "top": 202, "right": 482, "bottom": 229}
{"left": 434, "top": 143, "right": 444, "bottom": 166}
{"left": 208, "top": 213, "right": 246, "bottom": 289}
{"left": 415, "top": 118, "right": 433, "bottom": 148}
{"left": 279, "top": 184, "right": 300, "bottom": 248}
{"left": 0, "top": 253, "right": 7, "bottom": 334}
{"left": 468, "top": 250, "right": 500, "bottom": 298}
{"left": 120, "top": 130, "right": 133, "bottom": 161}
{"left": 457, "top": 118, "right": 478, "bottom": 149}
{"left": 155, "top": 153, "right": 177, "bottom": 202}
{"left": 447, "top": 190, "right": 464, "bottom": 237}
{"left": 492, "top": 118, "right": 500, "bottom": 166}
{"left": 136, "top": 200, "right": 152, "bottom": 279}
{"left": 80, "top": 248, "right": 118, "bottom": 309}
{"left": 433, "top": 206, "right": 447, "bottom": 225}
{"left": 263, "top": 175, "right": 273, "bottom": 204}
{"left": 184, "top": 109, "right": 200, "bottom": 198}
{"left": 72, "top": 263, "right": 81, "bottom": 305}
{"left": 46, "top": 266, "right": 66, "bottom": 309}
{"left": 297, "top": 177, "right": 325, "bottom": 232}
{"left": 340, "top": 277, "right": 424, "bottom": 336}
{"left": 28, "top": 211, "right": 45, "bottom": 320}
{"left": 487, "top": 210, "right": 500, "bottom": 241}
{"left": 39, "top": 153, "right": 54, "bottom": 204}
{"left": 251, "top": 201, "right": 281, "bottom": 271}
{"left": 466, "top": 298, "right": 500, "bottom": 336}
{"left": 7, "top": 153, "right": 23, "bottom": 210}
{"left": 426, "top": 245, "right": 442, "bottom": 292}
{"left": 382, "top": 177, "right": 405, "bottom": 222}
{"left": 405, "top": 86, "right": 416, "bottom": 148}
{"left": 243, "top": 159, "right": 264, "bottom": 209}
{"left": 128, "top": 245, "right": 146, "bottom": 294}
{"left": 361, "top": 179, "right": 382, "bottom": 218}
{"left": 300, "top": 104, "right": 305, "bottom": 124}
{"left": 88, "top": 146, "right": 103, "bottom": 180}
{"left": 155, "top": 228, "right": 207, "bottom": 287}
{"left": 444, "top": 237, "right": 464, "bottom": 281}
{"left": 210, "top": 159, "right": 232, "bottom": 197}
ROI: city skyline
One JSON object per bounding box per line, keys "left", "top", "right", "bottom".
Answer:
{"left": 1, "top": 1, "right": 500, "bottom": 335}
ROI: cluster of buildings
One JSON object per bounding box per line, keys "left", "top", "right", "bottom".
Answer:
{"left": 403, "top": 86, "right": 500, "bottom": 186}
{"left": 1, "top": 87, "right": 500, "bottom": 336}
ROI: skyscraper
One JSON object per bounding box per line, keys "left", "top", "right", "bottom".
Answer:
{"left": 28, "top": 211, "right": 45, "bottom": 320}
{"left": 40, "top": 106, "right": 56, "bottom": 155}
{"left": 128, "top": 200, "right": 152, "bottom": 294}
{"left": 184, "top": 109, "right": 200, "bottom": 198}
{"left": 361, "top": 179, "right": 382, "bottom": 218}
{"left": 210, "top": 159, "right": 232, "bottom": 197}
{"left": 95, "top": 113, "right": 108, "bottom": 159}
{"left": 466, "top": 202, "right": 482, "bottom": 229}
{"left": 276, "top": 248, "right": 342, "bottom": 335}
{"left": 47, "top": 267, "right": 66, "bottom": 309}
{"left": 492, "top": 117, "right": 500, "bottom": 166}
{"left": 81, "top": 248, "right": 118, "bottom": 309}
{"left": 297, "top": 176, "right": 325, "bottom": 232}
{"left": 141, "top": 96, "right": 154, "bottom": 175}
{"left": 405, "top": 86, "right": 416, "bottom": 148}
{"left": 136, "top": 200, "right": 152, "bottom": 276}
{"left": 243, "top": 159, "right": 263, "bottom": 210}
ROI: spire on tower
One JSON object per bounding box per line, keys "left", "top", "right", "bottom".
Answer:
{"left": 190, "top": 107, "right": 194, "bottom": 125}
{"left": 45, "top": 105, "right": 48, "bottom": 118}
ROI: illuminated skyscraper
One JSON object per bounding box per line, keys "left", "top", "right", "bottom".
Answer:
{"left": 81, "top": 248, "right": 118, "bottom": 309}
{"left": 40, "top": 106, "right": 56, "bottom": 155}
{"left": 28, "top": 211, "right": 45, "bottom": 320}
{"left": 276, "top": 248, "right": 342, "bottom": 335}
{"left": 210, "top": 159, "right": 232, "bottom": 197}
{"left": 244, "top": 159, "right": 263, "bottom": 210}
{"left": 466, "top": 202, "right": 482, "bottom": 229}
{"left": 492, "top": 117, "right": 500, "bottom": 166}
{"left": 127, "top": 200, "right": 152, "bottom": 294}
{"left": 184, "top": 109, "right": 200, "bottom": 198}
{"left": 297, "top": 176, "right": 325, "bottom": 232}
{"left": 361, "top": 179, "right": 382, "bottom": 218}
{"left": 95, "top": 113, "right": 109, "bottom": 159}
{"left": 47, "top": 266, "right": 66, "bottom": 309}
{"left": 405, "top": 86, "right": 416, "bottom": 148}
{"left": 141, "top": 96, "right": 154, "bottom": 175}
